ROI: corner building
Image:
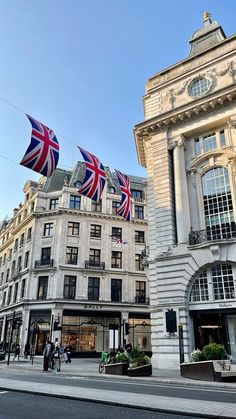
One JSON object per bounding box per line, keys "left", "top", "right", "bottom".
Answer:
{"left": 0, "top": 163, "right": 150, "bottom": 355}
{"left": 134, "top": 14, "right": 236, "bottom": 369}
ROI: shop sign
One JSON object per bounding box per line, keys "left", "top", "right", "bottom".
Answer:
{"left": 219, "top": 303, "right": 233, "bottom": 308}
{"left": 84, "top": 304, "right": 103, "bottom": 310}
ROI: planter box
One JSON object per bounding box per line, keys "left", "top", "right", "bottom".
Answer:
{"left": 181, "top": 360, "right": 232, "bottom": 382}
{"left": 128, "top": 364, "right": 152, "bottom": 377}
{"left": 105, "top": 362, "right": 129, "bottom": 375}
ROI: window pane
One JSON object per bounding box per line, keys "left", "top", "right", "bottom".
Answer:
{"left": 88, "top": 277, "right": 100, "bottom": 301}
{"left": 64, "top": 275, "right": 76, "bottom": 299}
{"left": 111, "top": 279, "right": 122, "bottom": 302}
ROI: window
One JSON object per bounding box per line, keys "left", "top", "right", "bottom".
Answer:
{"left": 50, "top": 198, "right": 59, "bottom": 210}
{"left": 64, "top": 275, "right": 76, "bottom": 299}
{"left": 189, "top": 271, "right": 209, "bottom": 302}
{"left": 136, "top": 281, "right": 146, "bottom": 303}
{"left": 20, "top": 233, "right": 24, "bottom": 247}
{"left": 203, "top": 133, "right": 216, "bottom": 153}
{"left": 202, "top": 167, "right": 235, "bottom": 240}
{"left": 135, "top": 230, "right": 145, "bottom": 244}
{"left": 68, "top": 221, "right": 80, "bottom": 236}
{"left": 111, "top": 251, "right": 122, "bottom": 269}
{"left": 112, "top": 201, "right": 120, "bottom": 215}
{"left": 37, "top": 276, "right": 48, "bottom": 300}
{"left": 43, "top": 223, "right": 53, "bottom": 236}
{"left": 189, "top": 264, "right": 235, "bottom": 303}
{"left": 220, "top": 130, "right": 226, "bottom": 147}
{"left": 89, "top": 249, "right": 101, "bottom": 264}
{"left": 14, "top": 239, "right": 18, "bottom": 252}
{"left": 66, "top": 247, "right": 78, "bottom": 264}
{"left": 21, "top": 278, "right": 26, "bottom": 299}
{"left": 24, "top": 251, "right": 29, "bottom": 268}
{"left": 12, "top": 260, "right": 16, "bottom": 275}
{"left": 0, "top": 257, "right": 2, "bottom": 267}
{"left": 18, "top": 215, "right": 21, "bottom": 225}
{"left": 131, "top": 189, "right": 143, "bottom": 200}
{"left": 90, "top": 224, "right": 101, "bottom": 238}
{"left": 69, "top": 195, "right": 81, "bottom": 210}
{"left": 212, "top": 264, "right": 234, "bottom": 300}
{"left": 189, "top": 77, "right": 211, "bottom": 97}
{"left": 13, "top": 283, "right": 18, "bottom": 303}
{"left": 88, "top": 277, "right": 100, "bottom": 301}
{"left": 31, "top": 202, "right": 35, "bottom": 212}
{"left": 112, "top": 227, "right": 122, "bottom": 240}
{"left": 135, "top": 205, "right": 144, "bottom": 219}
{"left": 25, "top": 193, "right": 29, "bottom": 201}
{"left": 92, "top": 199, "right": 102, "bottom": 212}
{"left": 111, "top": 279, "right": 122, "bottom": 302}
{"left": 6, "top": 269, "right": 9, "bottom": 282}
{"left": 1, "top": 273, "right": 4, "bottom": 286}
{"left": 135, "top": 254, "right": 144, "bottom": 271}
{"left": 17, "top": 256, "right": 22, "bottom": 270}
{"left": 8, "top": 248, "right": 12, "bottom": 261}
{"left": 194, "top": 138, "right": 200, "bottom": 156}
{"left": 41, "top": 247, "right": 51, "bottom": 265}
{"left": 2, "top": 291, "right": 6, "bottom": 306}
{"left": 3, "top": 254, "right": 6, "bottom": 265}
{"left": 27, "top": 227, "right": 32, "bottom": 241}
{"left": 7, "top": 286, "right": 12, "bottom": 305}
{"left": 109, "top": 186, "right": 116, "bottom": 194}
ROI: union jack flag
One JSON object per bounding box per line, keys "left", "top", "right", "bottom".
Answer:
{"left": 109, "top": 235, "right": 128, "bottom": 245}
{"left": 20, "top": 115, "right": 59, "bottom": 177}
{"left": 78, "top": 146, "right": 106, "bottom": 202}
{"left": 115, "top": 170, "right": 132, "bottom": 221}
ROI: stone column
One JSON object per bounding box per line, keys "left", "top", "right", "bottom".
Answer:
{"left": 20, "top": 309, "right": 30, "bottom": 351}
{"left": 1, "top": 315, "right": 7, "bottom": 342}
{"left": 173, "top": 136, "right": 191, "bottom": 244}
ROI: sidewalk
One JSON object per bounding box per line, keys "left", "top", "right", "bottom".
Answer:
{"left": 0, "top": 357, "right": 236, "bottom": 418}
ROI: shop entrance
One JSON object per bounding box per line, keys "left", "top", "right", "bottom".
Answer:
{"left": 192, "top": 313, "right": 227, "bottom": 350}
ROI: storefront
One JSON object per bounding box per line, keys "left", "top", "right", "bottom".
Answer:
{"left": 191, "top": 309, "right": 236, "bottom": 362}
{"left": 29, "top": 310, "right": 51, "bottom": 354}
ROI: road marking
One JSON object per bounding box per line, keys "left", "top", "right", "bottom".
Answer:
{"left": 0, "top": 391, "right": 8, "bottom": 394}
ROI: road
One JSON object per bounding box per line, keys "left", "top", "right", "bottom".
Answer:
{"left": 0, "top": 368, "right": 236, "bottom": 405}
{"left": 0, "top": 391, "right": 212, "bottom": 419}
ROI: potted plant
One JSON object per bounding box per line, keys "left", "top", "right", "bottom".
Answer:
{"left": 127, "top": 347, "right": 152, "bottom": 377}
{"left": 105, "top": 351, "right": 129, "bottom": 375}
{"left": 181, "top": 343, "right": 232, "bottom": 382}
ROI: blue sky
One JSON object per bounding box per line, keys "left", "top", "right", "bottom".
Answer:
{"left": 0, "top": 0, "right": 235, "bottom": 219}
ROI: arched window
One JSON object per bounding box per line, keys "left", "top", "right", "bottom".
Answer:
{"left": 202, "top": 167, "right": 235, "bottom": 240}
{"left": 189, "top": 263, "right": 235, "bottom": 302}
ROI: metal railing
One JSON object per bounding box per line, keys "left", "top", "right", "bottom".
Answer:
{"left": 189, "top": 224, "right": 236, "bottom": 245}
{"left": 85, "top": 260, "right": 105, "bottom": 270}
{"left": 34, "top": 259, "right": 54, "bottom": 269}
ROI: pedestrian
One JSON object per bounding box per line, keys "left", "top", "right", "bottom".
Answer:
{"left": 13, "top": 343, "right": 20, "bottom": 361}
{"left": 65, "top": 343, "right": 72, "bottom": 364}
{"left": 24, "top": 342, "right": 30, "bottom": 359}
{"left": 43, "top": 340, "right": 51, "bottom": 372}
{"left": 125, "top": 341, "right": 132, "bottom": 361}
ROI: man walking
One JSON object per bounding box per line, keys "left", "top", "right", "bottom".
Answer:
{"left": 43, "top": 340, "right": 51, "bottom": 372}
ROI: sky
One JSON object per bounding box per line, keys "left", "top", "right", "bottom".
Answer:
{"left": 0, "top": 0, "right": 235, "bottom": 220}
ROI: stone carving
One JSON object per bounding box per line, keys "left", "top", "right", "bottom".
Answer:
{"left": 174, "top": 137, "right": 185, "bottom": 148}
{"left": 228, "top": 118, "right": 236, "bottom": 128}
{"left": 212, "top": 61, "right": 235, "bottom": 77}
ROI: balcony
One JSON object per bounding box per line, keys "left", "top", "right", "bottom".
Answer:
{"left": 189, "top": 224, "right": 236, "bottom": 246}
{"left": 135, "top": 296, "right": 149, "bottom": 304}
{"left": 34, "top": 259, "right": 54, "bottom": 269}
{"left": 85, "top": 260, "right": 105, "bottom": 270}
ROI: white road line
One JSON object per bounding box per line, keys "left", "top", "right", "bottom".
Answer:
{"left": 0, "top": 391, "right": 8, "bottom": 394}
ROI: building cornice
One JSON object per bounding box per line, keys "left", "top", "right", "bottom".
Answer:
{"left": 134, "top": 85, "right": 236, "bottom": 167}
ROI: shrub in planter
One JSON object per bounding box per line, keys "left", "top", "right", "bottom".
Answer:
{"left": 113, "top": 351, "right": 128, "bottom": 363}
{"left": 129, "top": 347, "right": 151, "bottom": 368}
{"left": 190, "top": 349, "right": 205, "bottom": 362}
{"left": 202, "top": 343, "right": 228, "bottom": 360}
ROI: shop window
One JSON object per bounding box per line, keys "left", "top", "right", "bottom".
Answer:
{"left": 88, "top": 277, "right": 100, "bottom": 301}
{"left": 111, "top": 279, "right": 122, "bottom": 302}
{"left": 64, "top": 275, "right": 76, "bottom": 300}
{"left": 37, "top": 276, "right": 48, "bottom": 300}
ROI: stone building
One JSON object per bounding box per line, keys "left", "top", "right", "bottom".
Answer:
{"left": 0, "top": 163, "right": 149, "bottom": 355}
{"left": 134, "top": 13, "right": 236, "bottom": 369}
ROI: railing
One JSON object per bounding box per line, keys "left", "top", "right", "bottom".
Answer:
{"left": 85, "top": 260, "right": 105, "bottom": 270}
{"left": 34, "top": 259, "right": 54, "bottom": 269}
{"left": 189, "top": 224, "right": 236, "bottom": 245}
{"left": 135, "top": 296, "right": 150, "bottom": 304}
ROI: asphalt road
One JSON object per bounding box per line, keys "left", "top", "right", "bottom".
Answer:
{"left": 0, "top": 368, "right": 236, "bottom": 405}
{"left": 0, "top": 391, "right": 210, "bottom": 419}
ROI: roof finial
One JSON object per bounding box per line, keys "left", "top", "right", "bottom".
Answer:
{"left": 203, "top": 11, "right": 211, "bottom": 21}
